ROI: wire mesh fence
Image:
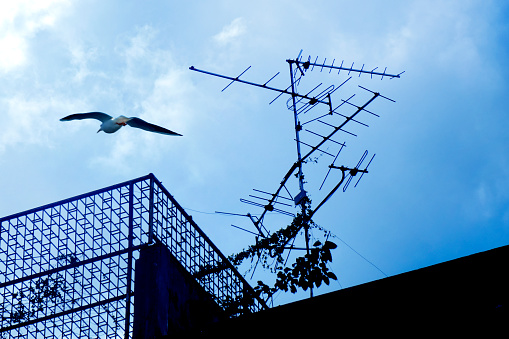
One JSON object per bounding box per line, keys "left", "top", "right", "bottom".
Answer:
{"left": 1, "top": 174, "right": 265, "bottom": 338}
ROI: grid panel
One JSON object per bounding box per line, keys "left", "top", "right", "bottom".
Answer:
{"left": 1, "top": 174, "right": 265, "bottom": 338}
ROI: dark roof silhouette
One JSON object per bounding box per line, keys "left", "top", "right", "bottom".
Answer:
{"left": 202, "top": 244, "right": 509, "bottom": 337}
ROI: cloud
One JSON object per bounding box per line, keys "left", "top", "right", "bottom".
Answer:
{"left": 121, "top": 25, "right": 158, "bottom": 63}
{"left": 383, "top": 0, "right": 496, "bottom": 79}
{"left": 0, "top": 22, "right": 194, "bottom": 171}
{"left": 0, "top": 33, "right": 27, "bottom": 71}
{"left": 0, "top": 92, "right": 85, "bottom": 153}
{"left": 89, "top": 67, "right": 194, "bottom": 174}
{"left": 325, "top": 0, "right": 497, "bottom": 82}
{"left": 88, "top": 132, "right": 137, "bottom": 175}
{"left": 68, "top": 43, "right": 100, "bottom": 82}
{"left": 0, "top": 0, "right": 70, "bottom": 73}
{"left": 213, "top": 17, "right": 246, "bottom": 45}
{"left": 116, "top": 25, "right": 169, "bottom": 98}
{"left": 87, "top": 26, "right": 195, "bottom": 173}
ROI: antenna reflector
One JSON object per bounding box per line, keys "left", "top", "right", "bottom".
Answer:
{"left": 295, "top": 139, "right": 335, "bottom": 157}
{"left": 252, "top": 188, "right": 293, "bottom": 201}
{"left": 248, "top": 194, "right": 293, "bottom": 207}
{"left": 354, "top": 153, "right": 375, "bottom": 188}
{"left": 222, "top": 66, "right": 251, "bottom": 92}
{"left": 230, "top": 224, "right": 263, "bottom": 237}
{"left": 240, "top": 198, "right": 295, "bottom": 217}
{"left": 343, "top": 150, "right": 368, "bottom": 192}
{"left": 358, "top": 85, "right": 395, "bottom": 102}
{"left": 319, "top": 144, "right": 345, "bottom": 190}
{"left": 263, "top": 72, "right": 280, "bottom": 86}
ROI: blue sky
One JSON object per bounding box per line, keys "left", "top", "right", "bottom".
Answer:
{"left": 1, "top": 0, "right": 509, "bottom": 306}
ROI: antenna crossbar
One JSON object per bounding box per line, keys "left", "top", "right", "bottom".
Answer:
{"left": 240, "top": 198, "right": 295, "bottom": 217}
{"left": 294, "top": 139, "right": 335, "bottom": 157}
{"left": 304, "top": 129, "right": 346, "bottom": 146}
{"left": 189, "top": 66, "right": 329, "bottom": 105}
{"left": 248, "top": 194, "right": 293, "bottom": 207}
{"left": 252, "top": 188, "right": 293, "bottom": 201}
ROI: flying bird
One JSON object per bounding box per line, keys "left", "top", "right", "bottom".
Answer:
{"left": 60, "top": 112, "right": 182, "bottom": 136}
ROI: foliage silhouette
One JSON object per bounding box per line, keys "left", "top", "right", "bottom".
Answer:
{"left": 2, "top": 274, "right": 67, "bottom": 324}
{"left": 228, "top": 197, "right": 338, "bottom": 305}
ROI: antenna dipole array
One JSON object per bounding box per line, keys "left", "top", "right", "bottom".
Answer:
{"left": 190, "top": 50, "right": 402, "bottom": 297}
{"left": 291, "top": 55, "right": 404, "bottom": 79}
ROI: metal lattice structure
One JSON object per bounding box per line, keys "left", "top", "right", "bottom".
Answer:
{"left": 0, "top": 173, "right": 266, "bottom": 338}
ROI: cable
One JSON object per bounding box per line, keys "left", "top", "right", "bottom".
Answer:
{"left": 334, "top": 235, "right": 388, "bottom": 278}
{"left": 183, "top": 207, "right": 217, "bottom": 215}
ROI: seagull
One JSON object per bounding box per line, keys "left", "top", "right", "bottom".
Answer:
{"left": 60, "top": 112, "right": 182, "bottom": 136}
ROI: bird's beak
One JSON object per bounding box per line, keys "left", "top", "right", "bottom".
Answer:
{"left": 97, "top": 128, "right": 101, "bottom": 133}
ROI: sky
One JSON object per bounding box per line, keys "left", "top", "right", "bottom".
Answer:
{"left": 1, "top": 0, "right": 509, "bottom": 306}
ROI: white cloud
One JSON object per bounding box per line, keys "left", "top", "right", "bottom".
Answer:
{"left": 87, "top": 26, "right": 195, "bottom": 173}
{"left": 116, "top": 25, "right": 166, "bottom": 97}
{"left": 325, "top": 0, "right": 495, "bottom": 80}
{"left": 382, "top": 0, "right": 492, "bottom": 76}
{"left": 68, "top": 43, "right": 100, "bottom": 82}
{"left": 0, "top": 93, "right": 85, "bottom": 152}
{"left": 213, "top": 17, "right": 246, "bottom": 45}
{"left": 140, "top": 68, "right": 192, "bottom": 134}
{"left": 88, "top": 132, "right": 137, "bottom": 175}
{"left": 0, "top": 0, "right": 70, "bottom": 73}
{"left": 89, "top": 67, "right": 194, "bottom": 174}
{"left": 122, "top": 25, "right": 158, "bottom": 62}
{"left": 0, "top": 33, "right": 27, "bottom": 71}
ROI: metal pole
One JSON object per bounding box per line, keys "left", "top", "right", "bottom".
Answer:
{"left": 288, "top": 60, "right": 312, "bottom": 298}
{"left": 288, "top": 61, "right": 305, "bottom": 195}
{"left": 124, "top": 182, "right": 134, "bottom": 339}
{"left": 148, "top": 177, "right": 155, "bottom": 244}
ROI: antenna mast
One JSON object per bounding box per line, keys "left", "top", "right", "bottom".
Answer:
{"left": 190, "top": 50, "right": 402, "bottom": 299}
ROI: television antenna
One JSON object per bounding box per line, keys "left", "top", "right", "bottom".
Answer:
{"left": 190, "top": 50, "right": 402, "bottom": 298}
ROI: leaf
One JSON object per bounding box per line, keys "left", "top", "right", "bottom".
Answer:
{"left": 315, "top": 275, "right": 322, "bottom": 287}
{"left": 313, "top": 240, "right": 322, "bottom": 247}
{"left": 324, "top": 241, "right": 337, "bottom": 249}
{"left": 326, "top": 271, "right": 338, "bottom": 280}
{"left": 322, "top": 249, "right": 332, "bottom": 262}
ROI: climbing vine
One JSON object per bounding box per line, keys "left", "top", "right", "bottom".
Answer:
{"left": 228, "top": 197, "right": 338, "bottom": 303}
{"left": 2, "top": 274, "right": 67, "bottom": 324}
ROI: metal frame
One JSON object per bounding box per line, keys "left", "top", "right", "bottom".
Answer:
{"left": 1, "top": 173, "right": 266, "bottom": 338}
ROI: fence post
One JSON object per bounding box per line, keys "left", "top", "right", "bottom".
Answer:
{"left": 124, "top": 181, "right": 135, "bottom": 339}
{"left": 148, "top": 176, "right": 155, "bottom": 244}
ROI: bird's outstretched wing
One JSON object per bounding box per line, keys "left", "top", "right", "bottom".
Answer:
{"left": 60, "top": 112, "right": 113, "bottom": 122}
{"left": 126, "top": 117, "right": 182, "bottom": 136}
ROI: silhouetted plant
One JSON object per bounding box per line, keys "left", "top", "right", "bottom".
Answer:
{"left": 1, "top": 254, "right": 79, "bottom": 326}
{"left": 5, "top": 274, "right": 67, "bottom": 324}
{"left": 228, "top": 197, "right": 338, "bottom": 303}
